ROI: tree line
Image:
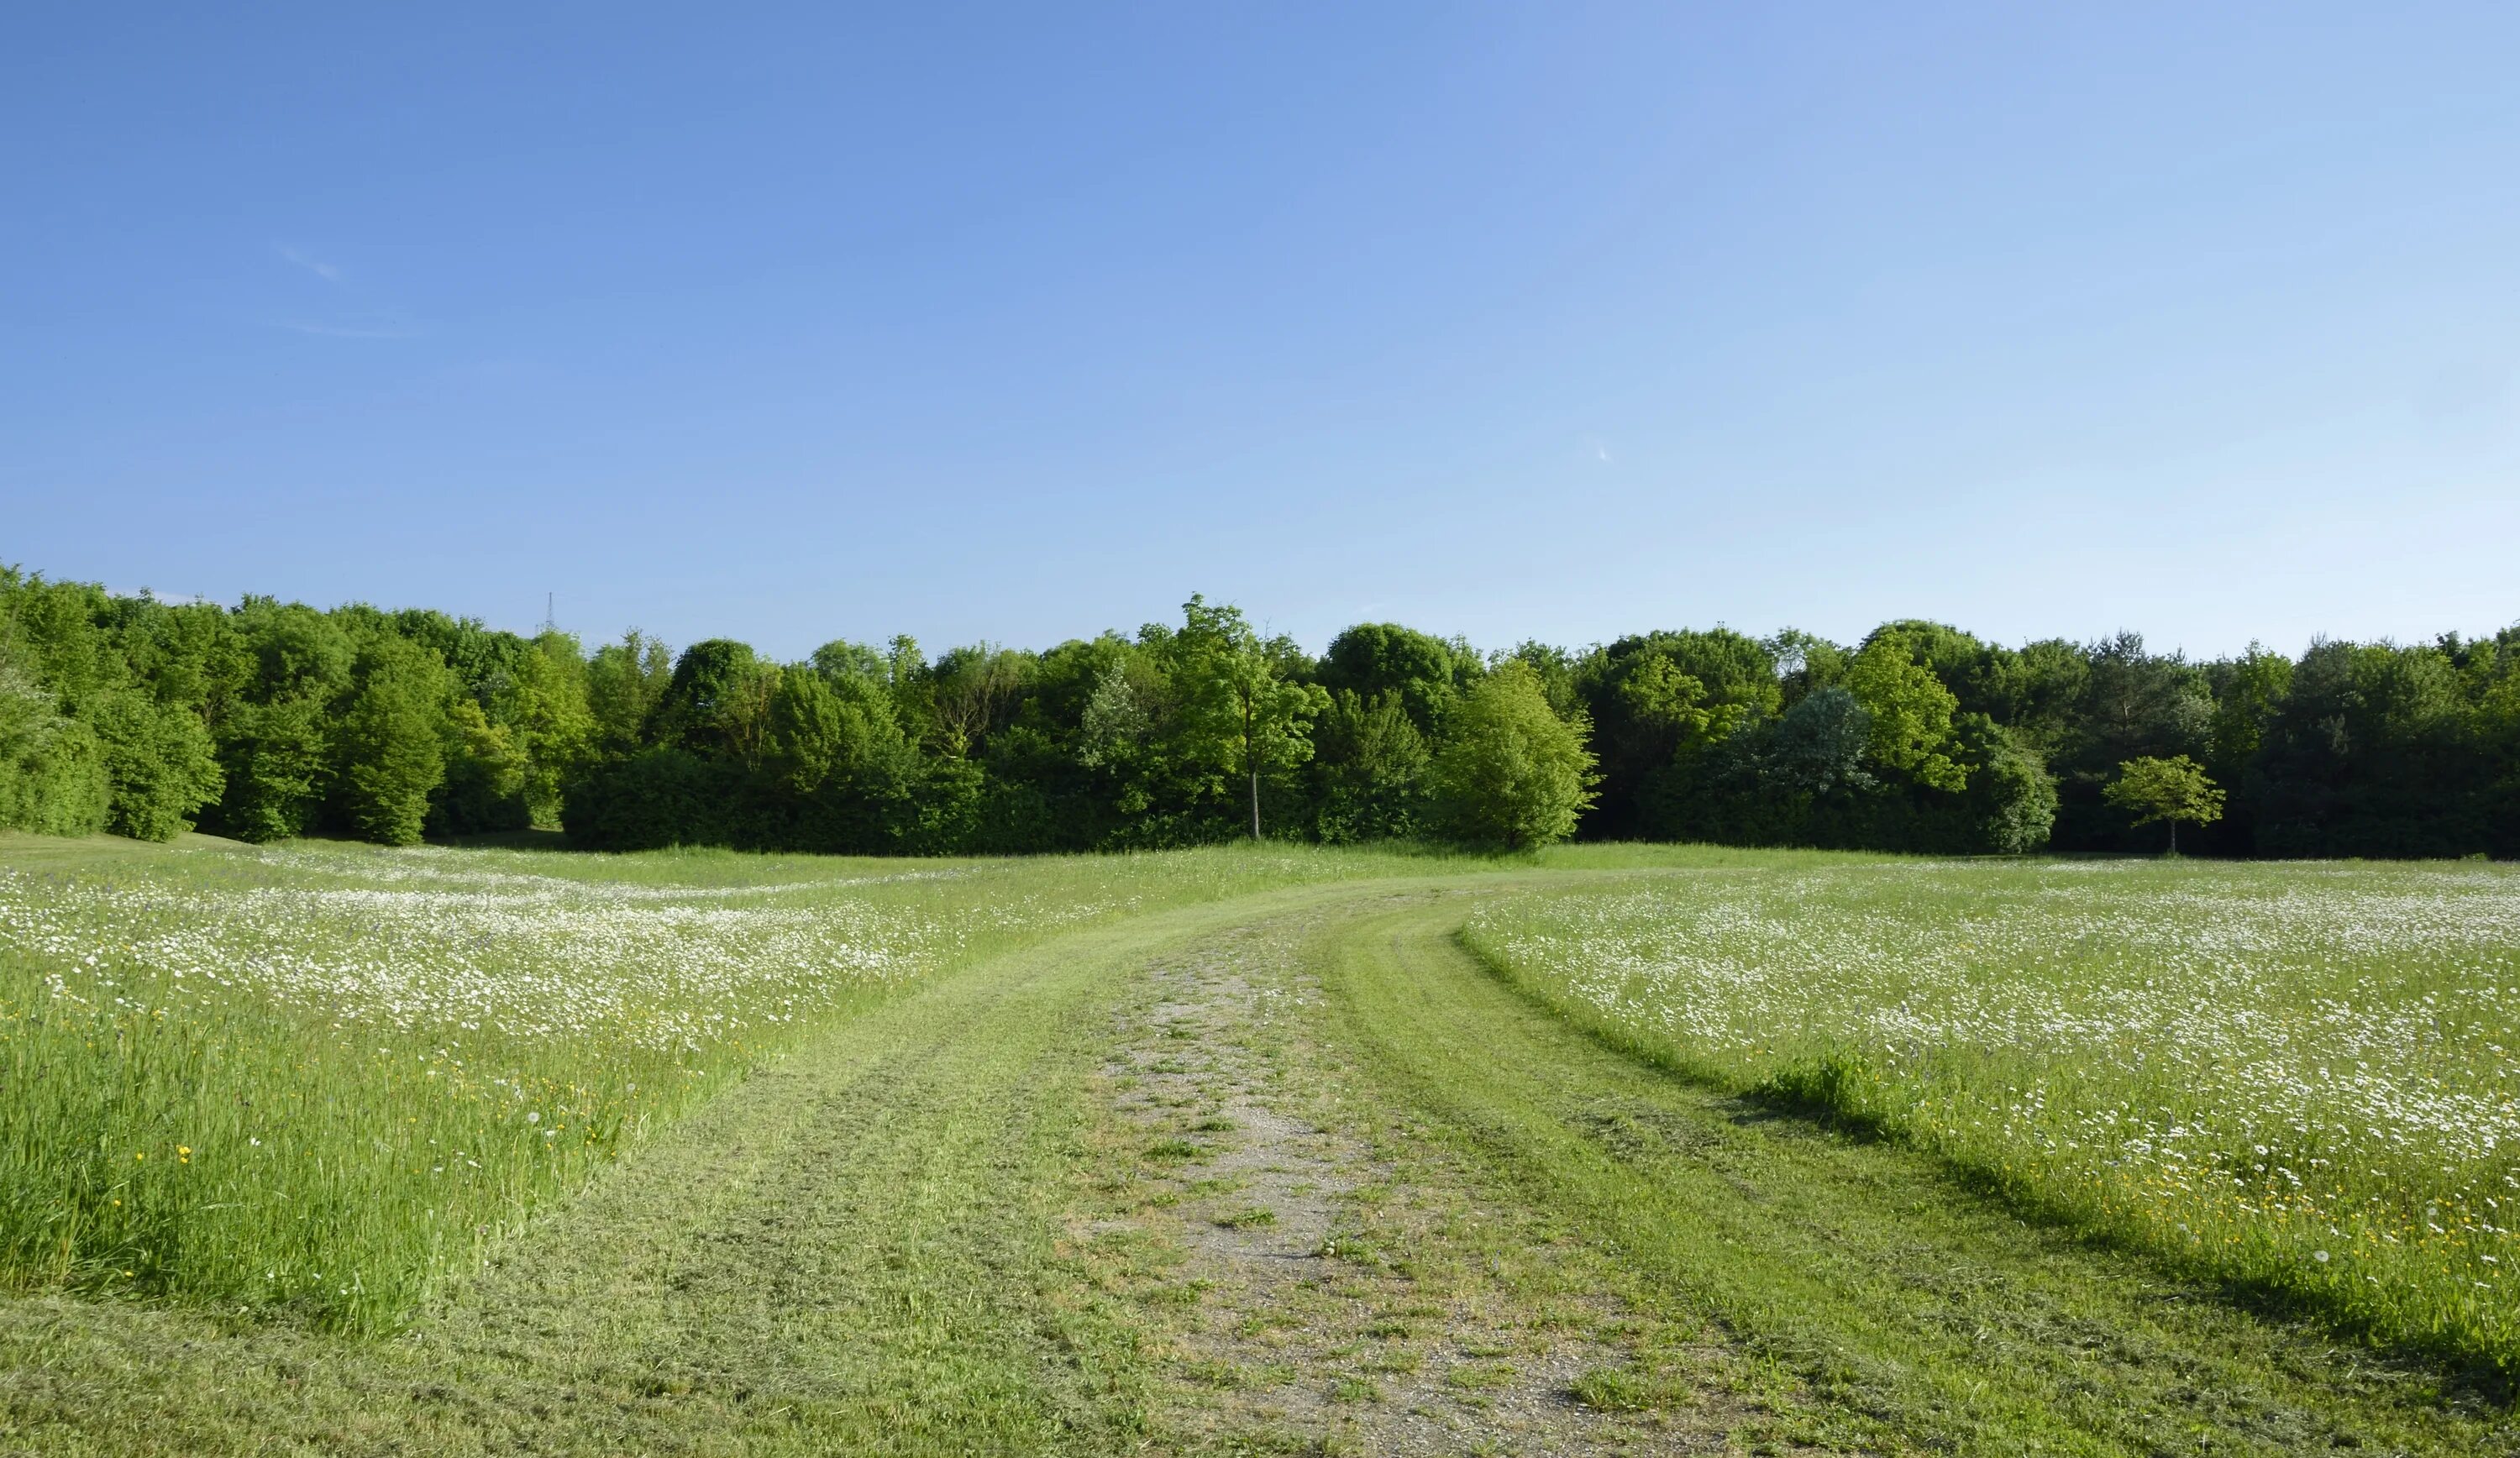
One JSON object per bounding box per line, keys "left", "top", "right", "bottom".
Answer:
{"left": 3, "top": 565, "right": 2512, "bottom": 857}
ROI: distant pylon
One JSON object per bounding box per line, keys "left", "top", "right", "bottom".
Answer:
{"left": 541, "top": 592, "right": 556, "bottom": 634}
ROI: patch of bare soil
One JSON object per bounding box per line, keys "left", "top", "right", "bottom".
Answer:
{"left": 1073, "top": 912, "right": 1786, "bottom": 1455}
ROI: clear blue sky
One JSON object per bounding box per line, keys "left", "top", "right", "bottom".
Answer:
{"left": 7, "top": 4, "right": 2516, "bottom": 663}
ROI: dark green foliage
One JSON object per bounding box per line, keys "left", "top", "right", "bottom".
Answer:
{"left": 1312, "top": 690, "right": 1431, "bottom": 842}
{"left": 2248, "top": 639, "right": 2491, "bottom": 857}
{"left": 1317, "top": 623, "right": 1481, "bottom": 737}
{"left": 0, "top": 561, "right": 2512, "bottom": 859}
{"left": 212, "top": 695, "right": 333, "bottom": 842}
{"left": 1578, "top": 628, "right": 1779, "bottom": 840}
{"left": 561, "top": 747, "right": 753, "bottom": 850}
{"left": 648, "top": 639, "right": 777, "bottom": 765}
{"left": 1956, "top": 717, "right": 2060, "bottom": 854}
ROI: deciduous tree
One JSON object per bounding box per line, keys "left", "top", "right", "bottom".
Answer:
{"left": 1430, "top": 660, "right": 1598, "bottom": 850}
{"left": 2103, "top": 754, "right": 2224, "bottom": 854}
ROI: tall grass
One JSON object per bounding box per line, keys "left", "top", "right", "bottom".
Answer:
{"left": 1462, "top": 856, "right": 2520, "bottom": 1374}
{"left": 0, "top": 834, "right": 1436, "bottom": 1330}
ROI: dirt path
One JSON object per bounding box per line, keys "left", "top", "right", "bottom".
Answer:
{"left": 1078, "top": 901, "right": 1796, "bottom": 1455}
{"left": 0, "top": 883, "right": 1416, "bottom": 1457}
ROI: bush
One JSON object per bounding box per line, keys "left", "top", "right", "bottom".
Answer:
{"left": 91, "top": 691, "right": 223, "bottom": 841}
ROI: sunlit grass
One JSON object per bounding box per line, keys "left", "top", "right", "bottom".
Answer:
{"left": 1462, "top": 855, "right": 2520, "bottom": 1373}
{"left": 0, "top": 832, "right": 1442, "bottom": 1330}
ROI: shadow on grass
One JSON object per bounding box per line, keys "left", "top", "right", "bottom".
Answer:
{"left": 1450, "top": 926, "right": 2520, "bottom": 1413}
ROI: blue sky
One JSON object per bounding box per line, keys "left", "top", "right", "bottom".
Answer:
{"left": 6, "top": 4, "right": 2516, "bottom": 662}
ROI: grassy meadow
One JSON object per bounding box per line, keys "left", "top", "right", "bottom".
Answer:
{"left": 8, "top": 828, "right": 2520, "bottom": 1454}
{"left": 0, "top": 831, "right": 1445, "bottom": 1330}
{"left": 1462, "top": 857, "right": 2520, "bottom": 1374}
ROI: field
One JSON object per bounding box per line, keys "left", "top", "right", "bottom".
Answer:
{"left": 1462, "top": 858, "right": 2520, "bottom": 1371}
{"left": 0, "top": 836, "right": 1440, "bottom": 1329}
{"left": 3, "top": 833, "right": 2517, "bottom": 1455}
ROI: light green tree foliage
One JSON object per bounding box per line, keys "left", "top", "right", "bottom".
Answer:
{"left": 766, "top": 669, "right": 849, "bottom": 794}
{"left": 433, "top": 698, "right": 530, "bottom": 833}
{"left": 88, "top": 690, "right": 223, "bottom": 840}
{"left": 1431, "top": 659, "right": 1599, "bottom": 850}
{"left": 2103, "top": 754, "right": 2225, "bottom": 853}
{"left": 768, "top": 645, "right": 916, "bottom": 798}
{"left": 1844, "top": 632, "right": 1969, "bottom": 791}
{"left": 585, "top": 631, "right": 674, "bottom": 755}
{"left": 1177, "top": 595, "right": 1326, "bottom": 839}
{"left": 335, "top": 635, "right": 454, "bottom": 846}
{"left": 1615, "top": 648, "right": 1773, "bottom": 753}
{"left": 1499, "top": 640, "right": 1580, "bottom": 717}
{"left": 0, "top": 649, "right": 108, "bottom": 835}
{"left": 501, "top": 632, "right": 596, "bottom": 826}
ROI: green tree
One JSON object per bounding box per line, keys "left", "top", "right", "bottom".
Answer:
{"left": 1429, "top": 660, "right": 1599, "bottom": 850}
{"left": 1844, "top": 632, "right": 1968, "bottom": 791}
{"left": 585, "top": 631, "right": 674, "bottom": 755}
{"left": 1579, "top": 629, "right": 1780, "bottom": 840}
{"left": 507, "top": 631, "right": 596, "bottom": 826}
{"left": 335, "top": 636, "right": 453, "bottom": 846}
{"left": 1177, "top": 595, "right": 1325, "bottom": 839}
{"left": 213, "top": 695, "right": 332, "bottom": 842}
{"left": 1312, "top": 689, "right": 1431, "bottom": 842}
{"left": 89, "top": 690, "right": 223, "bottom": 840}
{"left": 1316, "top": 623, "right": 1482, "bottom": 737}
{"left": 2103, "top": 754, "right": 2224, "bottom": 854}
{"left": 0, "top": 649, "right": 109, "bottom": 836}
{"left": 648, "top": 640, "right": 779, "bottom": 768}
{"left": 432, "top": 698, "right": 531, "bottom": 834}
{"left": 927, "top": 645, "right": 1032, "bottom": 758}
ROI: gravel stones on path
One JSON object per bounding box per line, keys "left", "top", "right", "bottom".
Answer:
{"left": 1079, "top": 910, "right": 1771, "bottom": 1455}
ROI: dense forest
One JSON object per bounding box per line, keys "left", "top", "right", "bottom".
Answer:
{"left": 2, "top": 565, "right": 2512, "bottom": 858}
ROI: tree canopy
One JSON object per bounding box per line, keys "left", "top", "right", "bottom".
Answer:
{"left": 2104, "top": 754, "right": 2227, "bottom": 854}
{"left": 1, "top": 564, "right": 2512, "bottom": 861}
{"left": 1430, "top": 661, "right": 1599, "bottom": 851}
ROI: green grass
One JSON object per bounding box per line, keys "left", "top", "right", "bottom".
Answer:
{"left": 1319, "top": 890, "right": 2518, "bottom": 1452}
{"left": 3, "top": 834, "right": 2517, "bottom": 1453}
{"left": 1460, "top": 856, "right": 2520, "bottom": 1377}
{"left": 0, "top": 831, "right": 1452, "bottom": 1330}
{"left": 2, "top": 887, "right": 1383, "bottom": 1455}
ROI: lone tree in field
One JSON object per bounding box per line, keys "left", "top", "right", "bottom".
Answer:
{"left": 2103, "top": 754, "right": 2224, "bottom": 854}
{"left": 1179, "top": 596, "right": 1326, "bottom": 839}
{"left": 1430, "top": 659, "right": 1599, "bottom": 851}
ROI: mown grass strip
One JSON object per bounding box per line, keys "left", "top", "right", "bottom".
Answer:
{"left": 1457, "top": 860, "right": 2520, "bottom": 1380}
{"left": 1318, "top": 892, "right": 2518, "bottom": 1455}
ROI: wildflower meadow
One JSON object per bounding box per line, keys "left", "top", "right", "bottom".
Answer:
{"left": 1463, "top": 857, "right": 2520, "bottom": 1372}
{"left": 0, "top": 835, "right": 1419, "bottom": 1330}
